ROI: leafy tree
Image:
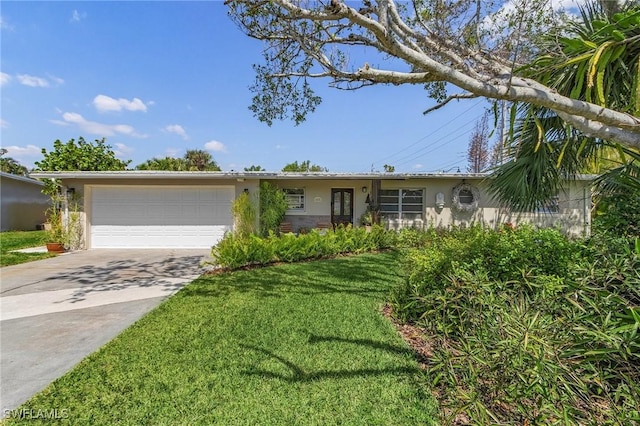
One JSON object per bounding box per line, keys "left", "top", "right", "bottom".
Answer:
{"left": 0, "top": 148, "right": 28, "bottom": 176}
{"left": 136, "top": 156, "right": 188, "bottom": 171}
{"left": 227, "top": 0, "right": 639, "bottom": 146}
{"left": 466, "top": 113, "right": 491, "bottom": 173}
{"left": 383, "top": 164, "right": 395, "bottom": 173}
{"left": 282, "top": 160, "right": 328, "bottom": 172}
{"left": 244, "top": 165, "right": 265, "bottom": 171}
{"left": 136, "top": 150, "right": 221, "bottom": 171}
{"left": 36, "top": 137, "right": 130, "bottom": 171}
{"left": 35, "top": 137, "right": 130, "bottom": 195}
{"left": 184, "top": 149, "right": 221, "bottom": 171}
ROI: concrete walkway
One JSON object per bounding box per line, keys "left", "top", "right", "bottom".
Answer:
{"left": 0, "top": 249, "right": 212, "bottom": 413}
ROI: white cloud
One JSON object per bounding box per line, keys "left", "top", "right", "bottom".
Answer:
{"left": 70, "top": 10, "right": 86, "bottom": 23}
{"left": 204, "top": 140, "right": 227, "bottom": 152}
{"left": 0, "top": 119, "right": 9, "bottom": 129}
{"left": 275, "top": 144, "right": 285, "bottom": 150}
{"left": 48, "top": 74, "right": 65, "bottom": 85}
{"left": 1, "top": 144, "right": 41, "bottom": 158}
{"left": 55, "top": 112, "right": 148, "bottom": 138}
{"left": 14, "top": 73, "right": 63, "bottom": 88}
{"left": 1, "top": 16, "right": 15, "bottom": 31}
{"left": 16, "top": 74, "right": 49, "bottom": 88}
{"left": 0, "top": 145, "right": 41, "bottom": 169}
{"left": 164, "top": 124, "right": 189, "bottom": 140}
{"left": 1, "top": 72, "right": 11, "bottom": 86}
{"left": 412, "top": 164, "right": 423, "bottom": 170}
{"left": 165, "top": 148, "right": 181, "bottom": 158}
{"left": 113, "top": 143, "right": 133, "bottom": 157}
{"left": 93, "top": 94, "right": 148, "bottom": 113}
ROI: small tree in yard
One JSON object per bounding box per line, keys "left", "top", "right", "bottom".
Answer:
{"left": 259, "top": 182, "right": 288, "bottom": 236}
{"left": 231, "top": 191, "right": 257, "bottom": 238}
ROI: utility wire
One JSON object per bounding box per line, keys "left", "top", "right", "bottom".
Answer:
{"left": 370, "top": 98, "right": 487, "bottom": 168}
{"left": 392, "top": 119, "right": 479, "bottom": 168}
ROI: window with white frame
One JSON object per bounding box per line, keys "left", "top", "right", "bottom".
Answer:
{"left": 283, "top": 188, "right": 305, "bottom": 211}
{"left": 379, "top": 189, "right": 424, "bottom": 220}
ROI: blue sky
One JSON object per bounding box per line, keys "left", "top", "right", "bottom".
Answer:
{"left": 1, "top": 1, "right": 494, "bottom": 173}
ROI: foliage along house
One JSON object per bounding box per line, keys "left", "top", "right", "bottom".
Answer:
{"left": 30, "top": 171, "right": 593, "bottom": 249}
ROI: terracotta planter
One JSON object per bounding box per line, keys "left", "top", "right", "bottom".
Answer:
{"left": 46, "top": 243, "right": 65, "bottom": 253}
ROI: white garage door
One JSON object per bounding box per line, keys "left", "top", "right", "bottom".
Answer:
{"left": 91, "top": 186, "right": 234, "bottom": 248}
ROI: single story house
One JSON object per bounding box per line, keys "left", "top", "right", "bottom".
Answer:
{"left": 30, "top": 171, "right": 593, "bottom": 249}
{"left": 0, "top": 171, "right": 50, "bottom": 231}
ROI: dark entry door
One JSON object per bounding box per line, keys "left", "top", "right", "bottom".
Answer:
{"left": 331, "top": 188, "right": 354, "bottom": 226}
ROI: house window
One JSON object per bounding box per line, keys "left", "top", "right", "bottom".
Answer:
{"left": 535, "top": 196, "right": 560, "bottom": 214}
{"left": 379, "top": 189, "right": 424, "bottom": 220}
{"left": 283, "top": 188, "right": 305, "bottom": 211}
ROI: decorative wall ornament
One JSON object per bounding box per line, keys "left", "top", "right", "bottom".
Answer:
{"left": 452, "top": 183, "right": 480, "bottom": 212}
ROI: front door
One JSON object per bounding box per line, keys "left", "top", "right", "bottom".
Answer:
{"left": 331, "top": 188, "right": 354, "bottom": 226}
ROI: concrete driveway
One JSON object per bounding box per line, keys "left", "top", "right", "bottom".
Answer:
{"left": 0, "top": 249, "right": 212, "bottom": 413}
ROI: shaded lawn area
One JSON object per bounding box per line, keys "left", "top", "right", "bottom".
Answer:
{"left": 7, "top": 252, "right": 437, "bottom": 425}
{"left": 0, "top": 231, "right": 54, "bottom": 267}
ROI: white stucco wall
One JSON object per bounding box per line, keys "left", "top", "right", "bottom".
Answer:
{"left": 274, "top": 177, "right": 591, "bottom": 237}
{"left": 381, "top": 177, "right": 590, "bottom": 237}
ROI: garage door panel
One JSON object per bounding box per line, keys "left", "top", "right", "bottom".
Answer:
{"left": 91, "top": 186, "right": 234, "bottom": 248}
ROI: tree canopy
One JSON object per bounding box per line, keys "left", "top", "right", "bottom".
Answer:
{"left": 0, "top": 149, "right": 28, "bottom": 176}
{"left": 227, "top": 0, "right": 639, "bottom": 147}
{"left": 35, "top": 137, "right": 131, "bottom": 195}
{"left": 35, "top": 137, "right": 130, "bottom": 172}
{"left": 135, "top": 150, "right": 221, "bottom": 171}
{"left": 282, "top": 160, "right": 328, "bottom": 172}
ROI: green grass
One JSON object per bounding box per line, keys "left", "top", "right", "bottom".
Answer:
{"left": 6, "top": 252, "right": 437, "bottom": 425}
{"left": 0, "top": 230, "right": 54, "bottom": 267}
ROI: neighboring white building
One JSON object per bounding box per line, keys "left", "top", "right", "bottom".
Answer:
{"left": 30, "top": 171, "right": 593, "bottom": 249}
{"left": 0, "top": 172, "right": 50, "bottom": 231}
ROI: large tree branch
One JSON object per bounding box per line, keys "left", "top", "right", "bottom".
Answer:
{"left": 228, "top": 0, "right": 640, "bottom": 145}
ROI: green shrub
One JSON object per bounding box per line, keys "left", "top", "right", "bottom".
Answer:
{"left": 210, "top": 225, "right": 396, "bottom": 269}
{"left": 231, "top": 191, "right": 257, "bottom": 238}
{"left": 390, "top": 226, "right": 640, "bottom": 424}
{"left": 593, "top": 188, "right": 640, "bottom": 238}
{"left": 259, "top": 182, "right": 288, "bottom": 236}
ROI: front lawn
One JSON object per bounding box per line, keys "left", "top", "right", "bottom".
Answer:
{"left": 6, "top": 252, "right": 437, "bottom": 425}
{"left": 0, "top": 230, "right": 54, "bottom": 267}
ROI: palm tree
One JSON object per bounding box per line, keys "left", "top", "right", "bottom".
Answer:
{"left": 184, "top": 149, "right": 221, "bottom": 171}
{"left": 489, "top": 1, "right": 640, "bottom": 210}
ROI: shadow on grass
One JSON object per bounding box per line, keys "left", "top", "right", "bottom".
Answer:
{"left": 181, "top": 252, "right": 403, "bottom": 300}
{"left": 240, "top": 340, "right": 419, "bottom": 383}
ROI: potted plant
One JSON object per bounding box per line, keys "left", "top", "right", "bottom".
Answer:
{"left": 45, "top": 203, "right": 65, "bottom": 253}
{"left": 44, "top": 192, "right": 83, "bottom": 253}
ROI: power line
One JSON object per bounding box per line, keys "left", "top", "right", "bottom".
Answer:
{"left": 392, "top": 119, "right": 479, "bottom": 168}
{"left": 370, "top": 98, "right": 487, "bottom": 168}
